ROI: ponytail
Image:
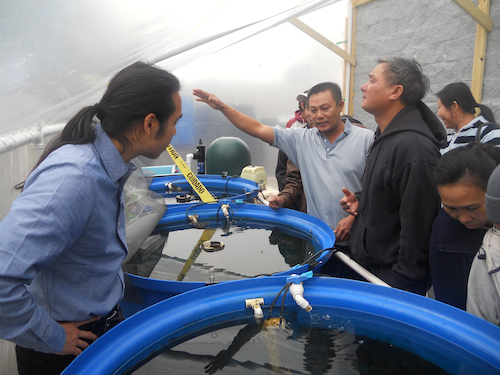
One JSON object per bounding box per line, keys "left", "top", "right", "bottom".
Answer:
{"left": 477, "top": 103, "right": 496, "bottom": 123}
{"left": 437, "top": 82, "right": 497, "bottom": 124}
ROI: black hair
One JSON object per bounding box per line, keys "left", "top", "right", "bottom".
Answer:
{"left": 434, "top": 142, "right": 500, "bottom": 191}
{"left": 436, "top": 82, "right": 496, "bottom": 123}
{"left": 377, "top": 57, "right": 429, "bottom": 105}
{"left": 16, "top": 61, "right": 180, "bottom": 190}
{"left": 297, "top": 89, "right": 309, "bottom": 111}
{"left": 308, "top": 82, "right": 343, "bottom": 104}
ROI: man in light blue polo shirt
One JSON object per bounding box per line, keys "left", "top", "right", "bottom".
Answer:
{"left": 193, "top": 82, "right": 373, "bottom": 245}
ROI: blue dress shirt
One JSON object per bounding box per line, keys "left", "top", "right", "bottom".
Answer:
{"left": 0, "top": 124, "right": 135, "bottom": 353}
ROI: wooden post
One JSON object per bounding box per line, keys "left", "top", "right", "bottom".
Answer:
{"left": 470, "top": 0, "right": 491, "bottom": 104}
{"left": 343, "top": 16, "right": 349, "bottom": 114}
{"left": 348, "top": 4, "right": 358, "bottom": 116}
{"left": 289, "top": 18, "right": 356, "bottom": 66}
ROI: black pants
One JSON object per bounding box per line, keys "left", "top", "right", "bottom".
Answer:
{"left": 16, "top": 305, "right": 123, "bottom": 375}
{"left": 16, "top": 347, "right": 75, "bottom": 375}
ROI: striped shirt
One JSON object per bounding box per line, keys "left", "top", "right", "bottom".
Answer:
{"left": 441, "top": 115, "right": 500, "bottom": 154}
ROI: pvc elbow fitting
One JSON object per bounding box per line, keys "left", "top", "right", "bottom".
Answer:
{"left": 221, "top": 204, "right": 230, "bottom": 221}
{"left": 253, "top": 304, "right": 264, "bottom": 320}
{"left": 289, "top": 283, "right": 312, "bottom": 312}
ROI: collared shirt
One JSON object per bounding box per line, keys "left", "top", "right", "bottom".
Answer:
{"left": 440, "top": 115, "right": 500, "bottom": 154}
{"left": 0, "top": 124, "right": 135, "bottom": 353}
{"left": 273, "top": 119, "right": 373, "bottom": 234}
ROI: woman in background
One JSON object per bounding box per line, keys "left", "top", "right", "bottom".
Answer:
{"left": 437, "top": 82, "right": 499, "bottom": 154}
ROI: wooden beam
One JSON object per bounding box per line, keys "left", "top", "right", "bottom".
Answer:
{"left": 451, "top": 0, "right": 493, "bottom": 32}
{"left": 348, "top": 5, "right": 358, "bottom": 116}
{"left": 470, "top": 0, "right": 490, "bottom": 104}
{"left": 289, "top": 18, "right": 356, "bottom": 66}
{"left": 343, "top": 16, "right": 349, "bottom": 112}
{"left": 352, "top": 0, "right": 375, "bottom": 6}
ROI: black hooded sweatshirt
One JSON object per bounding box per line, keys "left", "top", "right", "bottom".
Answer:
{"left": 350, "top": 102, "right": 447, "bottom": 294}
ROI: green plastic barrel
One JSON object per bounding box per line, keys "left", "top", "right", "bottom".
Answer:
{"left": 206, "top": 137, "right": 252, "bottom": 176}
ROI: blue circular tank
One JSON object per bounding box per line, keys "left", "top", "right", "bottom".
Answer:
{"left": 149, "top": 174, "right": 260, "bottom": 202}
{"left": 121, "top": 202, "right": 336, "bottom": 317}
{"left": 64, "top": 276, "right": 500, "bottom": 375}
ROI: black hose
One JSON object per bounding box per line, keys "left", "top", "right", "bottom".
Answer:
{"left": 279, "top": 283, "right": 291, "bottom": 325}
{"left": 267, "top": 283, "right": 291, "bottom": 320}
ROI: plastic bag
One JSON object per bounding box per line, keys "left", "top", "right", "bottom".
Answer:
{"left": 123, "top": 168, "right": 167, "bottom": 265}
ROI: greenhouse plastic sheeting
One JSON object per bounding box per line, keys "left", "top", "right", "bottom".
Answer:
{"left": 0, "top": 0, "right": 344, "bottom": 137}
{"left": 0, "top": 0, "right": 350, "bottom": 222}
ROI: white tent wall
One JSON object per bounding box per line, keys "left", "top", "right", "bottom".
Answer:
{"left": 0, "top": 0, "right": 349, "bottom": 221}
{"left": 351, "top": 0, "right": 500, "bottom": 129}
{"left": 2, "top": 0, "right": 497, "bottom": 372}
{"left": 1, "top": 1, "right": 349, "bottom": 372}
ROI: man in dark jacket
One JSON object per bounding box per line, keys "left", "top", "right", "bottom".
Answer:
{"left": 341, "top": 57, "right": 447, "bottom": 295}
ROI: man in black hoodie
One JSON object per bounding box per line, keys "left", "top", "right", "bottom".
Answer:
{"left": 341, "top": 57, "right": 447, "bottom": 295}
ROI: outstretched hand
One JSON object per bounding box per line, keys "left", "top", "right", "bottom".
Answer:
{"left": 340, "top": 187, "right": 359, "bottom": 216}
{"left": 193, "top": 89, "right": 224, "bottom": 110}
{"left": 56, "top": 316, "right": 101, "bottom": 356}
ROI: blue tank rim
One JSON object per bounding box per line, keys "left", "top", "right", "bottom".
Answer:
{"left": 149, "top": 174, "right": 260, "bottom": 202}
{"left": 154, "top": 201, "right": 335, "bottom": 252}
{"left": 64, "top": 276, "right": 500, "bottom": 375}
{"left": 151, "top": 201, "right": 335, "bottom": 277}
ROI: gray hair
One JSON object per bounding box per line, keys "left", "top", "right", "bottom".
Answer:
{"left": 377, "top": 57, "right": 430, "bottom": 105}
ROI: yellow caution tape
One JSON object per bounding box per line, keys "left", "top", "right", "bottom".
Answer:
{"left": 166, "top": 144, "right": 216, "bottom": 203}
{"left": 177, "top": 228, "right": 216, "bottom": 281}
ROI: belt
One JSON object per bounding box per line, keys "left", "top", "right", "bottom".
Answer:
{"left": 79, "top": 305, "right": 123, "bottom": 337}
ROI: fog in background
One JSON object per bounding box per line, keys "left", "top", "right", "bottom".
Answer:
{"left": 0, "top": 0, "right": 348, "bottom": 221}
{"left": 154, "top": 1, "right": 349, "bottom": 175}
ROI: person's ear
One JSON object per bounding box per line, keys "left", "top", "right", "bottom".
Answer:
{"left": 338, "top": 100, "right": 345, "bottom": 113}
{"left": 142, "top": 113, "right": 158, "bottom": 135}
{"left": 389, "top": 85, "right": 403, "bottom": 101}
{"left": 451, "top": 101, "right": 459, "bottom": 113}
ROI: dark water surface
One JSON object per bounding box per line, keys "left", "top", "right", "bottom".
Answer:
{"left": 129, "top": 308, "right": 450, "bottom": 375}
{"left": 123, "top": 226, "right": 313, "bottom": 283}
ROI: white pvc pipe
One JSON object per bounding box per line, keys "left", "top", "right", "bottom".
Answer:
{"left": 333, "top": 251, "right": 391, "bottom": 287}
{"left": 185, "top": 153, "right": 194, "bottom": 172}
{"left": 41, "top": 123, "right": 65, "bottom": 138}
{"left": 256, "top": 193, "right": 269, "bottom": 206}
{"left": 0, "top": 123, "right": 65, "bottom": 156}
{"left": 0, "top": 129, "right": 41, "bottom": 154}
